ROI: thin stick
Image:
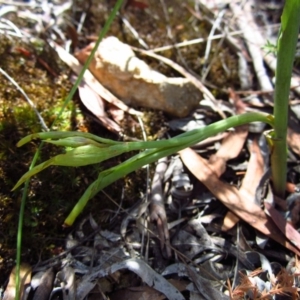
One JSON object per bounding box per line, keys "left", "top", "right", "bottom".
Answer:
{"left": 0, "top": 68, "right": 49, "bottom": 131}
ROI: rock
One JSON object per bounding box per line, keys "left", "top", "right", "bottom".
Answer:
{"left": 75, "top": 37, "right": 202, "bottom": 117}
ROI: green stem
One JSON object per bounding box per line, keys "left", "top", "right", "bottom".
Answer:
{"left": 52, "top": 0, "right": 125, "bottom": 126}
{"left": 272, "top": 0, "right": 300, "bottom": 197}
{"left": 15, "top": 146, "right": 42, "bottom": 300}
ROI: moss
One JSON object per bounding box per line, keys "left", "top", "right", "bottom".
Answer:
{"left": 0, "top": 36, "right": 80, "bottom": 282}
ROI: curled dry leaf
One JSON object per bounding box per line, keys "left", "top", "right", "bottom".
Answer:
{"left": 179, "top": 147, "right": 300, "bottom": 256}
{"left": 77, "top": 79, "right": 122, "bottom": 134}
{"left": 209, "top": 125, "right": 248, "bottom": 177}
{"left": 50, "top": 42, "right": 141, "bottom": 116}
{"left": 31, "top": 268, "right": 55, "bottom": 300}
{"left": 186, "top": 265, "right": 230, "bottom": 300}
{"left": 3, "top": 263, "right": 32, "bottom": 300}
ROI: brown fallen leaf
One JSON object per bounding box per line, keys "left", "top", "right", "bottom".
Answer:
{"left": 286, "top": 182, "right": 298, "bottom": 194}
{"left": 264, "top": 201, "right": 300, "bottom": 250}
{"left": 3, "top": 263, "right": 32, "bottom": 300}
{"left": 209, "top": 125, "right": 248, "bottom": 177}
{"left": 287, "top": 127, "right": 300, "bottom": 156}
{"left": 223, "top": 138, "right": 265, "bottom": 231}
{"left": 209, "top": 88, "right": 248, "bottom": 177}
{"left": 240, "top": 139, "right": 265, "bottom": 200}
{"left": 179, "top": 147, "right": 300, "bottom": 256}
{"left": 107, "top": 104, "right": 125, "bottom": 124}
{"left": 77, "top": 79, "right": 122, "bottom": 134}
{"left": 222, "top": 211, "right": 241, "bottom": 232}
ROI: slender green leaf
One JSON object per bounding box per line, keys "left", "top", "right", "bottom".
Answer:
{"left": 44, "top": 137, "right": 108, "bottom": 148}
{"left": 17, "top": 131, "right": 122, "bottom": 147}
{"left": 13, "top": 144, "right": 130, "bottom": 190}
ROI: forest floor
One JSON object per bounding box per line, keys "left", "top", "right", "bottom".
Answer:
{"left": 1, "top": 0, "right": 300, "bottom": 299}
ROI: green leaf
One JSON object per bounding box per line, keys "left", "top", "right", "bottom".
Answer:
{"left": 44, "top": 137, "right": 108, "bottom": 148}
{"left": 16, "top": 131, "right": 122, "bottom": 147}
{"left": 12, "top": 144, "right": 130, "bottom": 190}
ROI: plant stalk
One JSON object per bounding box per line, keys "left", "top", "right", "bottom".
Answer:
{"left": 272, "top": 0, "right": 300, "bottom": 197}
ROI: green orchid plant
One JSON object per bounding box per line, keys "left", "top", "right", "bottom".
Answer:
{"left": 12, "top": 0, "right": 300, "bottom": 298}
{"left": 13, "top": 0, "right": 300, "bottom": 226}
{"left": 13, "top": 113, "right": 274, "bottom": 225}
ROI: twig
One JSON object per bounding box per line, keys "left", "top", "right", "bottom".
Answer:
{"left": 150, "top": 31, "right": 243, "bottom": 53}
{"left": 0, "top": 67, "right": 49, "bottom": 131}
{"left": 201, "top": 35, "right": 226, "bottom": 82}
{"left": 186, "top": 2, "right": 242, "bottom": 53}
{"left": 132, "top": 47, "right": 226, "bottom": 119}
{"left": 120, "top": 15, "right": 149, "bottom": 49}
{"left": 231, "top": 1, "right": 273, "bottom": 92}
{"left": 202, "top": 9, "right": 226, "bottom": 77}
{"left": 137, "top": 115, "right": 151, "bottom": 261}
{"left": 150, "top": 157, "right": 170, "bottom": 258}
{"left": 0, "top": 20, "right": 23, "bottom": 37}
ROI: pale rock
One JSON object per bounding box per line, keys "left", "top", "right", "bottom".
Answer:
{"left": 75, "top": 37, "right": 201, "bottom": 117}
